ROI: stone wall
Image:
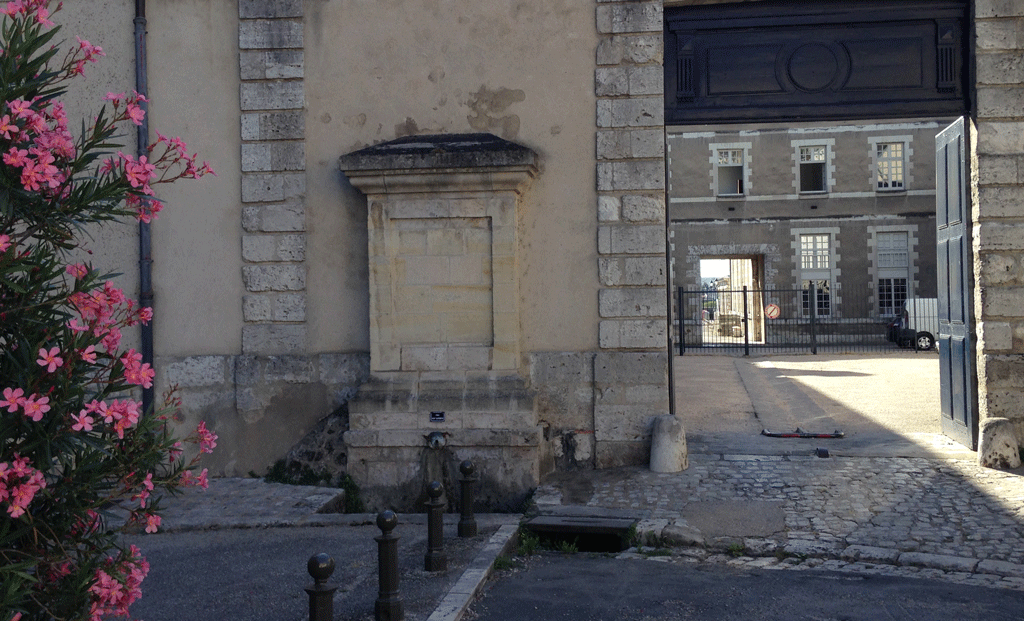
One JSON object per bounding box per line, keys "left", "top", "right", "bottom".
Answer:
{"left": 156, "top": 352, "right": 369, "bottom": 477}
{"left": 239, "top": 0, "right": 308, "bottom": 355}
{"left": 594, "top": 0, "right": 672, "bottom": 467}
{"left": 974, "top": 0, "right": 1024, "bottom": 442}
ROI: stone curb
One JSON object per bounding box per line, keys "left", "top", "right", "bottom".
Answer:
{"left": 426, "top": 524, "right": 519, "bottom": 621}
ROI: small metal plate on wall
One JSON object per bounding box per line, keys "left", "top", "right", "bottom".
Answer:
{"left": 430, "top": 411, "right": 445, "bottom": 423}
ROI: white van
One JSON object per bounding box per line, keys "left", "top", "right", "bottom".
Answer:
{"left": 898, "top": 298, "right": 938, "bottom": 350}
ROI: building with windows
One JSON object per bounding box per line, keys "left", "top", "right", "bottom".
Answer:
{"left": 669, "top": 119, "right": 947, "bottom": 335}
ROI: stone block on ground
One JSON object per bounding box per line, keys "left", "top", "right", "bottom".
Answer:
{"left": 979, "top": 416, "right": 1022, "bottom": 468}
{"left": 649, "top": 414, "right": 688, "bottom": 473}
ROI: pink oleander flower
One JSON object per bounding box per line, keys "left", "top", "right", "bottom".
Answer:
{"left": 66, "top": 263, "right": 88, "bottom": 278}
{"left": 144, "top": 513, "right": 161, "bottom": 534}
{"left": 195, "top": 422, "right": 217, "bottom": 454}
{"left": 80, "top": 344, "right": 97, "bottom": 364}
{"left": 71, "top": 411, "right": 94, "bottom": 432}
{"left": 103, "top": 91, "right": 125, "bottom": 106}
{"left": 21, "top": 394, "right": 50, "bottom": 422}
{"left": 0, "top": 233, "right": 10, "bottom": 253}
{"left": 3, "top": 146, "right": 27, "bottom": 167}
{"left": 67, "top": 318, "right": 88, "bottom": 333}
{"left": 126, "top": 102, "right": 145, "bottom": 126}
{"left": 36, "top": 346, "right": 63, "bottom": 372}
{"left": 6, "top": 98, "right": 30, "bottom": 118}
{"left": 181, "top": 468, "right": 209, "bottom": 489}
{"left": 0, "top": 387, "right": 24, "bottom": 412}
{"left": 0, "top": 113, "right": 18, "bottom": 139}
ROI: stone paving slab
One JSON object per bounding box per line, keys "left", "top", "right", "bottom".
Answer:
{"left": 537, "top": 452, "right": 1024, "bottom": 586}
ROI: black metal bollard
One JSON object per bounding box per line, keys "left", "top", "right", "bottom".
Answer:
{"left": 458, "top": 460, "right": 478, "bottom": 538}
{"left": 424, "top": 480, "right": 448, "bottom": 571}
{"left": 305, "top": 553, "right": 337, "bottom": 621}
{"left": 375, "top": 510, "right": 404, "bottom": 621}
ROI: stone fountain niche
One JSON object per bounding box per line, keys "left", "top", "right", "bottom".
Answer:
{"left": 339, "top": 134, "right": 540, "bottom": 511}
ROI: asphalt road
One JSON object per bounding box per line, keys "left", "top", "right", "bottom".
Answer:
{"left": 467, "top": 553, "right": 1024, "bottom": 621}
{"left": 125, "top": 520, "right": 499, "bottom": 621}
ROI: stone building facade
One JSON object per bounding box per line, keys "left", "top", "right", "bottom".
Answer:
{"left": 669, "top": 120, "right": 947, "bottom": 325}
{"left": 55, "top": 0, "right": 1024, "bottom": 508}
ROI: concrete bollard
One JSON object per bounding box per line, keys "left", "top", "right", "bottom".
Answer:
{"left": 458, "top": 460, "right": 478, "bottom": 538}
{"left": 305, "top": 553, "right": 338, "bottom": 621}
{"left": 650, "top": 415, "right": 689, "bottom": 473}
{"left": 424, "top": 481, "right": 448, "bottom": 572}
{"left": 375, "top": 510, "right": 404, "bottom": 621}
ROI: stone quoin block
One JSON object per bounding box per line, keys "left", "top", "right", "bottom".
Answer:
{"left": 976, "top": 52, "right": 1024, "bottom": 85}
{"left": 239, "top": 0, "right": 303, "bottom": 19}
{"left": 242, "top": 234, "right": 306, "bottom": 262}
{"left": 274, "top": 293, "right": 306, "bottom": 322}
{"left": 976, "top": 155, "right": 1021, "bottom": 185}
{"left": 622, "top": 194, "right": 665, "bottom": 222}
{"left": 599, "top": 256, "right": 666, "bottom": 286}
{"left": 977, "top": 186, "right": 1024, "bottom": 218}
{"left": 599, "top": 319, "right": 667, "bottom": 349}
{"left": 239, "top": 50, "right": 304, "bottom": 80}
{"left": 974, "top": 20, "right": 1020, "bottom": 51}
{"left": 598, "top": 195, "right": 621, "bottom": 222}
{"left": 599, "top": 287, "right": 667, "bottom": 318}
{"left": 240, "top": 81, "right": 305, "bottom": 111}
{"left": 596, "top": 2, "right": 663, "bottom": 35}
{"left": 242, "top": 294, "right": 273, "bottom": 322}
{"left": 976, "top": 0, "right": 1024, "bottom": 18}
{"left": 978, "top": 122, "right": 1024, "bottom": 154}
{"left": 595, "top": 67, "right": 629, "bottom": 96}
{"left": 596, "top": 97, "right": 664, "bottom": 128}
{"left": 242, "top": 264, "right": 307, "bottom": 292}
{"left": 241, "top": 173, "right": 306, "bottom": 203}
{"left": 597, "top": 160, "right": 666, "bottom": 191}
{"left": 598, "top": 224, "right": 665, "bottom": 255}
{"left": 241, "top": 112, "right": 305, "bottom": 141}
{"left": 242, "top": 204, "right": 306, "bottom": 233}
{"left": 977, "top": 87, "right": 1024, "bottom": 118}
{"left": 241, "top": 141, "right": 305, "bottom": 172}
{"left": 238, "top": 20, "right": 304, "bottom": 50}
{"left": 596, "top": 34, "right": 663, "bottom": 66}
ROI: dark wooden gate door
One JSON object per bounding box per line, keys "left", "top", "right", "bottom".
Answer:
{"left": 935, "top": 117, "right": 977, "bottom": 449}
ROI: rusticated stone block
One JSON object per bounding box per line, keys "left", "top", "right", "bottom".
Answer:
{"left": 599, "top": 256, "right": 666, "bottom": 286}
{"left": 239, "top": 0, "right": 303, "bottom": 19}
{"left": 241, "top": 112, "right": 305, "bottom": 141}
{"left": 242, "top": 264, "right": 306, "bottom": 292}
{"left": 596, "top": 2, "right": 663, "bottom": 35}
{"left": 239, "top": 20, "right": 303, "bottom": 50}
{"left": 163, "top": 355, "right": 231, "bottom": 387}
{"left": 242, "top": 204, "right": 305, "bottom": 232}
{"left": 599, "top": 287, "right": 666, "bottom": 317}
{"left": 240, "top": 82, "right": 304, "bottom": 111}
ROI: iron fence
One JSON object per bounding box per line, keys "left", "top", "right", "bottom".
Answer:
{"left": 675, "top": 286, "right": 938, "bottom": 356}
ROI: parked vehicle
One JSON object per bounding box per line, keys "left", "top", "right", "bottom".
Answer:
{"left": 896, "top": 298, "right": 938, "bottom": 350}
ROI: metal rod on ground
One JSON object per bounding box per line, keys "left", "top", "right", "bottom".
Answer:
{"left": 677, "top": 286, "right": 685, "bottom": 355}
{"left": 305, "top": 553, "right": 337, "bottom": 621}
{"left": 375, "top": 510, "right": 404, "bottom": 621}
{"left": 458, "top": 460, "right": 478, "bottom": 538}
{"left": 810, "top": 281, "right": 818, "bottom": 355}
{"left": 424, "top": 481, "right": 448, "bottom": 571}
{"left": 742, "top": 285, "right": 750, "bottom": 357}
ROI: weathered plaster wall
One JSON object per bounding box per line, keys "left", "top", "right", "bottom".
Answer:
{"left": 60, "top": 2, "right": 139, "bottom": 350}
{"left": 304, "top": 0, "right": 600, "bottom": 354}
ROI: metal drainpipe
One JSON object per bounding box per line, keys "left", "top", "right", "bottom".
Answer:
{"left": 134, "top": 0, "right": 154, "bottom": 413}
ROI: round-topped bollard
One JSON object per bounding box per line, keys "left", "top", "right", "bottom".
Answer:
{"left": 375, "top": 510, "right": 403, "bottom": 621}
{"left": 304, "top": 553, "right": 337, "bottom": 621}
{"left": 458, "top": 460, "right": 478, "bottom": 538}
{"left": 307, "top": 553, "right": 335, "bottom": 584}
{"left": 425, "top": 480, "right": 448, "bottom": 572}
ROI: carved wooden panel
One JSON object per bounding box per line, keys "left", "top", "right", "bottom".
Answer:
{"left": 665, "top": 1, "right": 969, "bottom": 124}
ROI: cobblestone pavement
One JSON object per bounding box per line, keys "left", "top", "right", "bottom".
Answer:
{"left": 536, "top": 453, "right": 1024, "bottom": 590}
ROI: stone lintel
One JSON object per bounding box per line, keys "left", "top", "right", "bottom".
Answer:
{"left": 345, "top": 168, "right": 538, "bottom": 195}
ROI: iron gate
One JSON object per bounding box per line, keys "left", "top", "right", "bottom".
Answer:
{"left": 676, "top": 286, "right": 937, "bottom": 356}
